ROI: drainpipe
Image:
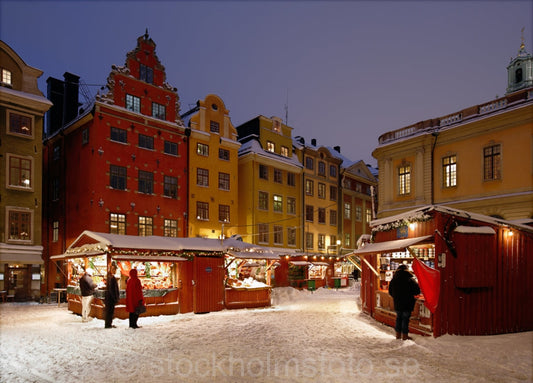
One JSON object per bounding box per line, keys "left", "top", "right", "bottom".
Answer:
{"left": 430, "top": 131, "right": 439, "bottom": 205}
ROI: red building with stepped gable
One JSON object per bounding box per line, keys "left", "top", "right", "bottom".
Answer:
{"left": 43, "top": 31, "right": 188, "bottom": 294}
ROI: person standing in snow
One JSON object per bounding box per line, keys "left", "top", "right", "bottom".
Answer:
{"left": 79, "top": 268, "right": 97, "bottom": 322}
{"left": 388, "top": 264, "right": 420, "bottom": 340}
{"left": 126, "top": 268, "right": 145, "bottom": 329}
{"left": 104, "top": 263, "right": 120, "bottom": 329}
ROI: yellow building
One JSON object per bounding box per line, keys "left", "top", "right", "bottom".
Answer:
{"left": 237, "top": 116, "right": 302, "bottom": 249}
{"left": 0, "top": 40, "right": 52, "bottom": 300}
{"left": 182, "top": 94, "right": 240, "bottom": 238}
{"left": 373, "top": 41, "right": 533, "bottom": 220}
{"left": 294, "top": 138, "right": 342, "bottom": 256}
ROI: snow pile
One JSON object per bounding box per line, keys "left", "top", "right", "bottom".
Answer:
{"left": 0, "top": 285, "right": 531, "bottom": 383}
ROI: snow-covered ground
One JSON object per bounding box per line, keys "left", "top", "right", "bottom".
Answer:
{"left": 0, "top": 284, "right": 531, "bottom": 383}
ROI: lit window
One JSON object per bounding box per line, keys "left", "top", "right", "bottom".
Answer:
{"left": 305, "top": 179, "right": 314, "bottom": 196}
{"left": 287, "top": 197, "right": 296, "bottom": 215}
{"left": 110, "top": 213, "right": 126, "bottom": 235}
{"left": 219, "top": 205, "right": 230, "bottom": 223}
{"left": 8, "top": 111, "right": 33, "bottom": 137}
{"left": 344, "top": 203, "right": 351, "bottom": 219}
{"left": 281, "top": 146, "right": 289, "bottom": 157}
{"left": 52, "top": 221, "right": 59, "bottom": 242}
{"left": 306, "top": 232, "right": 314, "bottom": 250}
{"left": 138, "top": 216, "right": 153, "bottom": 236}
{"left": 273, "top": 195, "right": 283, "bottom": 212}
{"left": 267, "top": 141, "right": 275, "bottom": 153}
{"left": 164, "top": 219, "right": 178, "bottom": 237}
{"left": 125, "top": 94, "right": 140, "bottom": 113}
{"left": 344, "top": 233, "right": 351, "bottom": 248}
{"left": 318, "top": 234, "right": 325, "bottom": 250}
{"left": 443, "top": 155, "right": 457, "bottom": 187}
{"left": 398, "top": 165, "right": 411, "bottom": 195}
{"left": 273, "top": 120, "right": 281, "bottom": 133}
{"left": 8, "top": 154, "right": 32, "bottom": 189}
{"left": 484, "top": 145, "right": 501, "bottom": 181}
{"left": 318, "top": 183, "right": 326, "bottom": 199}
{"left": 8, "top": 209, "right": 32, "bottom": 241}
{"left": 2, "top": 68, "right": 12, "bottom": 85}
{"left": 197, "top": 143, "right": 209, "bottom": 156}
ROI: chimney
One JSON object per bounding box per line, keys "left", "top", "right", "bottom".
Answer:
{"left": 62, "top": 72, "right": 80, "bottom": 126}
{"left": 334, "top": 146, "right": 341, "bottom": 153}
{"left": 311, "top": 138, "right": 317, "bottom": 146}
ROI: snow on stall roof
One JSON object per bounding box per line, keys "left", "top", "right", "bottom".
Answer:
{"left": 352, "top": 235, "right": 434, "bottom": 255}
{"left": 370, "top": 205, "right": 533, "bottom": 234}
{"left": 454, "top": 226, "right": 496, "bottom": 235}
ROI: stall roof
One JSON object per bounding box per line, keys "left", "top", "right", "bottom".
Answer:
{"left": 226, "top": 251, "right": 280, "bottom": 260}
{"left": 112, "top": 255, "right": 187, "bottom": 262}
{"left": 350, "top": 235, "right": 434, "bottom": 256}
{"left": 454, "top": 226, "right": 496, "bottom": 235}
{"left": 290, "top": 261, "right": 311, "bottom": 266}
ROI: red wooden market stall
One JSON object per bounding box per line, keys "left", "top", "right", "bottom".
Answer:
{"left": 350, "top": 206, "right": 533, "bottom": 337}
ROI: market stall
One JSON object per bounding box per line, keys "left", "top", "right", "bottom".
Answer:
{"left": 351, "top": 205, "right": 533, "bottom": 337}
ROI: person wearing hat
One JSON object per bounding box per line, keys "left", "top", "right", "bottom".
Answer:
{"left": 104, "top": 263, "right": 120, "bottom": 328}
{"left": 388, "top": 264, "right": 420, "bottom": 340}
{"left": 79, "top": 268, "right": 97, "bottom": 322}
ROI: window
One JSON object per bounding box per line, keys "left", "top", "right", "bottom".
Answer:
{"left": 329, "top": 165, "right": 337, "bottom": 178}
{"left": 281, "top": 146, "right": 289, "bottom": 157}
{"left": 138, "top": 170, "right": 153, "bottom": 194}
{"left": 139, "top": 64, "right": 153, "bottom": 84}
{"left": 258, "top": 224, "right": 269, "bottom": 244}
{"left": 164, "top": 141, "right": 178, "bottom": 156}
{"left": 305, "top": 179, "right": 314, "bottom": 196}
{"left": 110, "top": 165, "right": 127, "bottom": 190}
{"left": 273, "top": 119, "right": 281, "bottom": 133}
{"left": 287, "top": 197, "right": 296, "bottom": 215}
{"left": 318, "top": 234, "right": 325, "bottom": 250}
{"left": 356, "top": 206, "right": 362, "bottom": 221}
{"left": 82, "top": 128, "right": 89, "bottom": 145}
{"left": 515, "top": 67, "right": 523, "bottom": 83}
{"left": 111, "top": 127, "right": 127, "bottom": 143}
{"left": 344, "top": 202, "right": 351, "bottom": 219}
{"left": 273, "top": 226, "right": 283, "bottom": 245}
{"left": 152, "top": 103, "right": 166, "bottom": 120}
{"left": 164, "top": 176, "right": 178, "bottom": 198}
{"left": 318, "top": 183, "right": 326, "bottom": 199}
{"left": 196, "top": 202, "right": 209, "bottom": 220}
{"left": 126, "top": 94, "right": 140, "bottom": 113}
{"left": 138, "top": 216, "right": 153, "bottom": 236}
{"left": 218, "top": 172, "right": 230, "bottom": 190}
{"left": 344, "top": 233, "right": 351, "bottom": 248}
{"left": 197, "top": 168, "right": 209, "bottom": 187}
{"left": 219, "top": 148, "right": 229, "bottom": 161}
{"left": 305, "top": 157, "right": 314, "bottom": 170}
{"left": 259, "top": 164, "right": 268, "bottom": 180}
{"left": 210, "top": 120, "right": 220, "bottom": 133}
{"left": 52, "top": 221, "right": 59, "bottom": 242}
{"left": 366, "top": 208, "right": 372, "bottom": 224}
{"left": 274, "top": 169, "right": 282, "bottom": 183}
{"left": 318, "top": 161, "right": 326, "bottom": 176}
{"left": 219, "top": 205, "right": 230, "bottom": 223}
{"left": 8, "top": 154, "right": 32, "bottom": 189}
{"left": 267, "top": 141, "right": 275, "bottom": 153}
{"left": 273, "top": 195, "right": 283, "bottom": 212}
{"left": 330, "top": 236, "right": 337, "bottom": 251}
{"left": 330, "top": 186, "right": 337, "bottom": 201}
{"left": 330, "top": 210, "right": 337, "bottom": 226}
{"left": 8, "top": 111, "right": 33, "bottom": 137}
{"left": 398, "top": 164, "right": 411, "bottom": 195}
{"left": 287, "top": 172, "right": 296, "bottom": 186}
{"left": 8, "top": 209, "right": 32, "bottom": 241}
{"left": 306, "top": 233, "right": 314, "bottom": 250}
{"left": 139, "top": 134, "right": 154, "bottom": 150}
{"left": 110, "top": 213, "right": 126, "bottom": 234}
{"left": 318, "top": 208, "right": 326, "bottom": 224}
{"left": 51, "top": 177, "right": 60, "bottom": 201}
{"left": 305, "top": 205, "right": 314, "bottom": 222}
{"left": 197, "top": 143, "right": 209, "bottom": 156}
{"left": 443, "top": 155, "right": 457, "bottom": 187}
{"left": 287, "top": 227, "right": 296, "bottom": 246}
{"left": 356, "top": 183, "right": 362, "bottom": 193}
{"left": 1, "top": 68, "right": 12, "bottom": 85}
{"left": 484, "top": 144, "right": 501, "bottom": 181}
{"left": 164, "top": 219, "right": 178, "bottom": 237}
{"left": 259, "top": 191, "right": 269, "bottom": 210}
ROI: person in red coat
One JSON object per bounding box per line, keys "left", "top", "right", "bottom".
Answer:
{"left": 126, "top": 268, "right": 144, "bottom": 329}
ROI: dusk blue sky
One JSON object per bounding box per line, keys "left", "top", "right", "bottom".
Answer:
{"left": 1, "top": 1, "right": 532, "bottom": 166}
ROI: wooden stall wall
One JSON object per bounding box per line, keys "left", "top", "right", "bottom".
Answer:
{"left": 193, "top": 256, "right": 225, "bottom": 314}
{"left": 177, "top": 259, "right": 194, "bottom": 313}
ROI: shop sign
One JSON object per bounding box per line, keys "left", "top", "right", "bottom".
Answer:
{"left": 397, "top": 225, "right": 409, "bottom": 239}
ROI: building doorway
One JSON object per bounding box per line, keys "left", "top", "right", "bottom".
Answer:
{"left": 7, "top": 265, "right": 30, "bottom": 301}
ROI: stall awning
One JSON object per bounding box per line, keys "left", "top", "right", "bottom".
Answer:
{"left": 112, "top": 255, "right": 187, "bottom": 262}
{"left": 311, "top": 262, "right": 330, "bottom": 266}
{"left": 0, "top": 243, "right": 44, "bottom": 264}
{"left": 290, "top": 261, "right": 311, "bottom": 266}
{"left": 350, "top": 235, "right": 434, "bottom": 256}
{"left": 226, "top": 251, "right": 280, "bottom": 260}
{"left": 50, "top": 251, "right": 105, "bottom": 260}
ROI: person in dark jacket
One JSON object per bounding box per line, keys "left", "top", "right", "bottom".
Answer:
{"left": 388, "top": 264, "right": 420, "bottom": 340}
{"left": 79, "top": 268, "right": 97, "bottom": 322}
{"left": 104, "top": 263, "right": 120, "bottom": 328}
{"left": 126, "top": 268, "right": 145, "bottom": 329}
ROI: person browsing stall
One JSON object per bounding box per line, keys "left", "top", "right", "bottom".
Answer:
{"left": 388, "top": 264, "right": 420, "bottom": 340}
{"left": 79, "top": 268, "right": 97, "bottom": 322}
{"left": 126, "top": 268, "right": 145, "bottom": 329}
{"left": 104, "top": 263, "right": 120, "bottom": 328}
